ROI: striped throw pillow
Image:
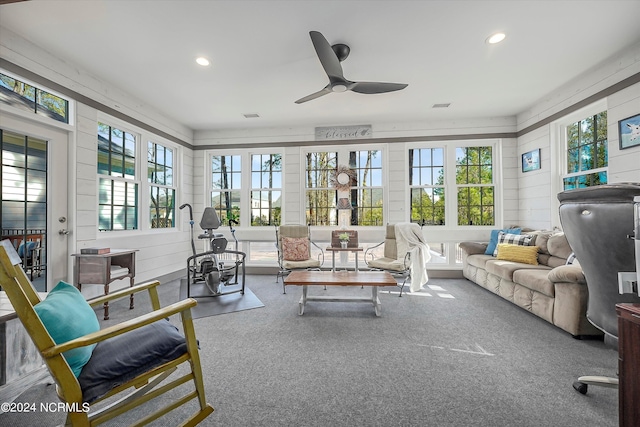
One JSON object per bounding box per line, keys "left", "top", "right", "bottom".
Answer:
{"left": 493, "top": 231, "right": 532, "bottom": 256}
{"left": 496, "top": 244, "right": 539, "bottom": 265}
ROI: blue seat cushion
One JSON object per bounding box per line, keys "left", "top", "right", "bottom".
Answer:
{"left": 78, "top": 319, "right": 188, "bottom": 403}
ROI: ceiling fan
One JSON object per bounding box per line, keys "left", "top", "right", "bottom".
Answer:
{"left": 295, "top": 31, "right": 408, "bottom": 104}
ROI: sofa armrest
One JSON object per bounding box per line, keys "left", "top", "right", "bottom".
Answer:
{"left": 548, "top": 265, "right": 586, "bottom": 284}
{"left": 459, "top": 241, "right": 488, "bottom": 256}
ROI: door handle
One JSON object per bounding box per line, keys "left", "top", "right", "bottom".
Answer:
{"left": 58, "top": 229, "right": 71, "bottom": 235}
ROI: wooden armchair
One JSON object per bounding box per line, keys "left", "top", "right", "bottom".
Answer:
{"left": 0, "top": 240, "right": 213, "bottom": 426}
{"left": 275, "top": 224, "right": 324, "bottom": 293}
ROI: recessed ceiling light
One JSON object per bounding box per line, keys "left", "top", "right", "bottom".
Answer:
{"left": 486, "top": 32, "right": 506, "bottom": 44}
{"left": 196, "top": 57, "right": 210, "bottom": 66}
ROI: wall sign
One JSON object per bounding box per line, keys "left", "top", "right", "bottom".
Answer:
{"left": 315, "top": 125, "right": 372, "bottom": 140}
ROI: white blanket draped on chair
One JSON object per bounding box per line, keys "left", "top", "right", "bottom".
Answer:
{"left": 394, "top": 223, "right": 430, "bottom": 292}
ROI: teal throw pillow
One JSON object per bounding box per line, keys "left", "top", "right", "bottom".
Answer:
{"left": 18, "top": 241, "right": 36, "bottom": 258}
{"left": 34, "top": 281, "right": 100, "bottom": 377}
{"left": 485, "top": 228, "right": 521, "bottom": 255}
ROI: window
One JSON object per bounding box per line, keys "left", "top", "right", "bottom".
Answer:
{"left": 456, "top": 146, "right": 494, "bottom": 226}
{"left": 0, "top": 72, "right": 69, "bottom": 124}
{"left": 349, "top": 150, "right": 383, "bottom": 226}
{"left": 409, "top": 148, "right": 445, "bottom": 225}
{"left": 148, "top": 141, "right": 175, "bottom": 228}
{"left": 305, "top": 151, "right": 337, "bottom": 226}
{"left": 563, "top": 111, "right": 607, "bottom": 190}
{"left": 211, "top": 155, "right": 241, "bottom": 226}
{"left": 97, "top": 122, "right": 138, "bottom": 230}
{"left": 251, "top": 153, "right": 281, "bottom": 226}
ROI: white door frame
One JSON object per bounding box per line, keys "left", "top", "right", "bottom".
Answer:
{"left": 1, "top": 110, "right": 73, "bottom": 289}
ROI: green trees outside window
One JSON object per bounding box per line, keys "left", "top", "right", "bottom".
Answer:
{"left": 251, "top": 153, "right": 281, "bottom": 226}
{"left": 148, "top": 142, "right": 175, "bottom": 228}
{"left": 97, "top": 122, "right": 138, "bottom": 230}
{"left": 211, "top": 155, "right": 241, "bottom": 226}
{"left": 563, "top": 111, "right": 608, "bottom": 190}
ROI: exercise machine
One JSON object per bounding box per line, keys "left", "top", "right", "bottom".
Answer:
{"left": 179, "top": 204, "right": 246, "bottom": 297}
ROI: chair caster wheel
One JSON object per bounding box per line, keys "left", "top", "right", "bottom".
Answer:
{"left": 573, "top": 381, "right": 588, "bottom": 394}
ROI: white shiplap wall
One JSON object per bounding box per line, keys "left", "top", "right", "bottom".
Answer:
{"left": 608, "top": 83, "right": 640, "bottom": 183}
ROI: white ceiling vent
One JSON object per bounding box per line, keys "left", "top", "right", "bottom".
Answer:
{"left": 432, "top": 103, "right": 451, "bottom": 108}
{"left": 243, "top": 113, "right": 260, "bottom": 119}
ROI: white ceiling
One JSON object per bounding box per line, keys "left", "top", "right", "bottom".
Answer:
{"left": 2, "top": 0, "right": 640, "bottom": 133}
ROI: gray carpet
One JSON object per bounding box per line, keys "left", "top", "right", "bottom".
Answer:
{"left": 179, "top": 279, "right": 264, "bottom": 318}
{"left": 1, "top": 276, "right": 619, "bottom": 426}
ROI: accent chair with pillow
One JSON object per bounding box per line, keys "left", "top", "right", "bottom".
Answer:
{"left": 275, "top": 224, "right": 324, "bottom": 293}
{"left": 365, "top": 223, "right": 431, "bottom": 296}
{"left": 0, "top": 240, "right": 214, "bottom": 426}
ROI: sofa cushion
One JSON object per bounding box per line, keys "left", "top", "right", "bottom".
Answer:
{"left": 496, "top": 244, "right": 539, "bottom": 265}
{"left": 485, "top": 228, "right": 521, "bottom": 255}
{"left": 460, "top": 241, "right": 489, "bottom": 256}
{"left": 512, "top": 269, "right": 555, "bottom": 297}
{"left": 548, "top": 265, "right": 586, "bottom": 284}
{"left": 493, "top": 232, "right": 532, "bottom": 256}
{"left": 530, "top": 231, "right": 553, "bottom": 254}
{"left": 485, "top": 259, "right": 551, "bottom": 282}
{"left": 547, "top": 233, "right": 572, "bottom": 260}
{"left": 466, "top": 254, "right": 495, "bottom": 269}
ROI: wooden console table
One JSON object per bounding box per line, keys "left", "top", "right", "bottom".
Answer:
{"left": 325, "top": 246, "right": 363, "bottom": 271}
{"left": 616, "top": 303, "right": 640, "bottom": 427}
{"left": 72, "top": 249, "right": 138, "bottom": 320}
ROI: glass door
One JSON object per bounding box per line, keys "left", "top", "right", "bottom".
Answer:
{"left": 1, "top": 130, "right": 47, "bottom": 290}
{"left": 0, "top": 117, "right": 69, "bottom": 292}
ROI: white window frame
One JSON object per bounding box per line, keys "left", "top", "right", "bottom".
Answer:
{"left": 96, "top": 114, "right": 183, "bottom": 234}
{"left": 550, "top": 99, "right": 608, "bottom": 228}
{"left": 206, "top": 149, "right": 243, "bottom": 226}
{"left": 249, "top": 149, "right": 284, "bottom": 227}
{"left": 146, "top": 137, "right": 179, "bottom": 230}
{"left": 96, "top": 117, "right": 140, "bottom": 232}
{"left": 0, "top": 68, "right": 75, "bottom": 130}
{"left": 407, "top": 140, "right": 501, "bottom": 230}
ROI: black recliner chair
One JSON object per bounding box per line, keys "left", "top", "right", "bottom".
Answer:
{"left": 558, "top": 183, "right": 640, "bottom": 394}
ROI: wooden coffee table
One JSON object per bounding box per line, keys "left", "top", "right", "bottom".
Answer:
{"left": 283, "top": 270, "right": 397, "bottom": 316}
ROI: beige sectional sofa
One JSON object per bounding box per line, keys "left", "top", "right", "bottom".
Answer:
{"left": 460, "top": 231, "right": 601, "bottom": 337}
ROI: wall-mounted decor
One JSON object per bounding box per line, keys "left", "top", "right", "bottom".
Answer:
{"left": 330, "top": 165, "right": 355, "bottom": 192}
{"left": 521, "top": 148, "right": 541, "bottom": 172}
{"left": 618, "top": 113, "right": 640, "bottom": 150}
{"left": 315, "top": 125, "right": 372, "bottom": 140}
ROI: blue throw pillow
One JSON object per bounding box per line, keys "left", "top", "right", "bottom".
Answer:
{"left": 485, "top": 228, "right": 521, "bottom": 255}
{"left": 34, "top": 281, "right": 100, "bottom": 377}
{"left": 17, "top": 241, "right": 36, "bottom": 258}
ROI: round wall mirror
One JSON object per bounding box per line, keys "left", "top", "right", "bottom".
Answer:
{"left": 337, "top": 172, "right": 350, "bottom": 185}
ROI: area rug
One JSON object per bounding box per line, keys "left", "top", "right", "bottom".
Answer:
{"left": 179, "top": 279, "right": 264, "bottom": 319}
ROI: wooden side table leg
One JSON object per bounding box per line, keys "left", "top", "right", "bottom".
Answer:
{"left": 103, "top": 284, "right": 109, "bottom": 320}
{"left": 129, "top": 277, "right": 135, "bottom": 310}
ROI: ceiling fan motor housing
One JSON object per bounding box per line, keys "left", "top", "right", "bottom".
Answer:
{"left": 331, "top": 43, "right": 350, "bottom": 62}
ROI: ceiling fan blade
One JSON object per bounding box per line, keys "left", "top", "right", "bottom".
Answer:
{"left": 295, "top": 86, "right": 332, "bottom": 104}
{"left": 309, "top": 31, "right": 345, "bottom": 81}
{"left": 350, "top": 82, "right": 408, "bottom": 94}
